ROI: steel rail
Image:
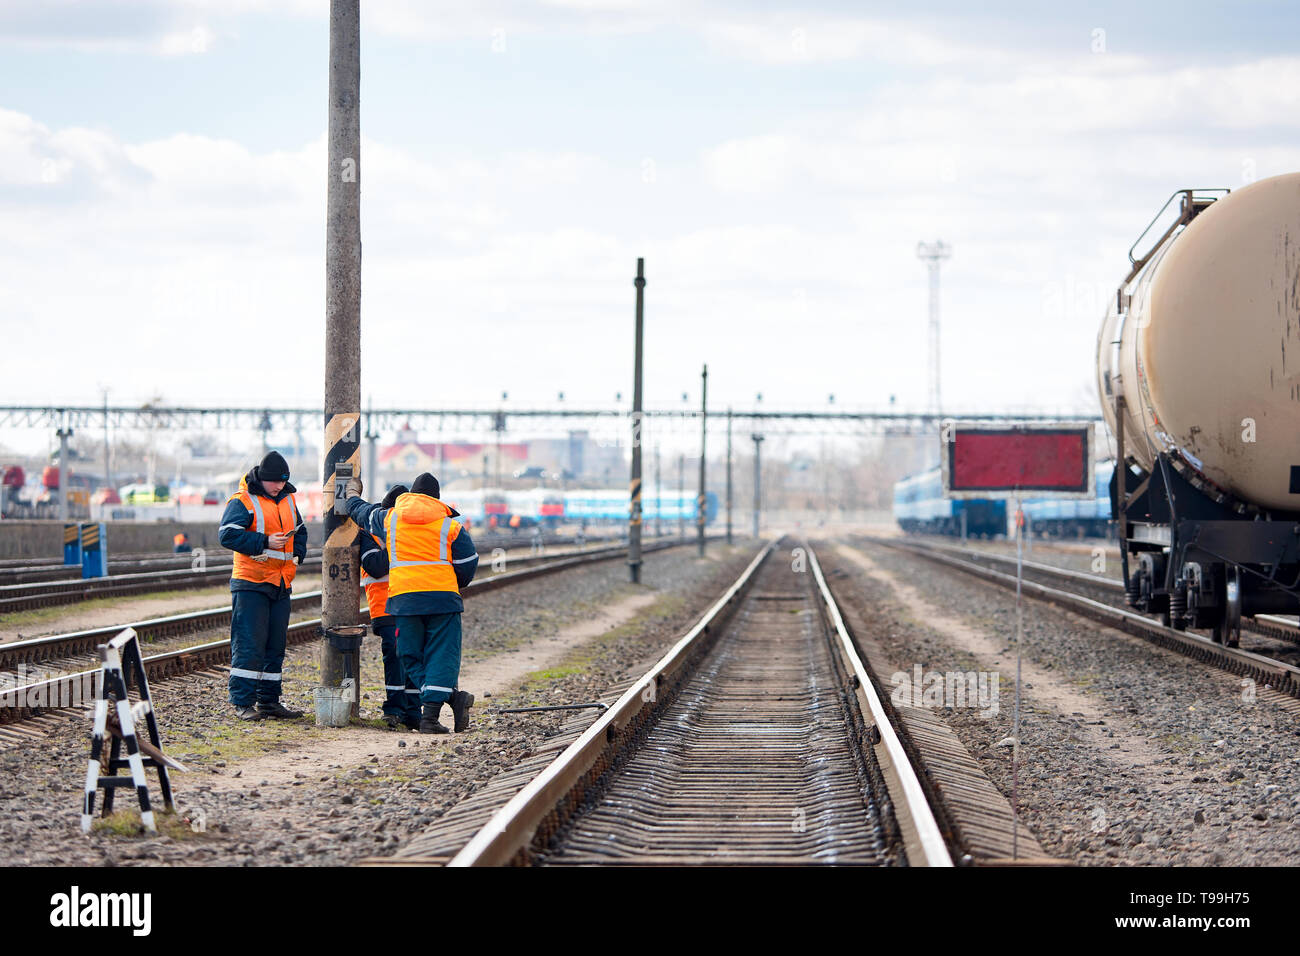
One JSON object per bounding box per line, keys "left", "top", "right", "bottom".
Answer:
{"left": 808, "top": 545, "right": 953, "bottom": 867}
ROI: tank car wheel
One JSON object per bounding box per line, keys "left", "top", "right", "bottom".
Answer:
{"left": 1214, "top": 567, "right": 1243, "bottom": 648}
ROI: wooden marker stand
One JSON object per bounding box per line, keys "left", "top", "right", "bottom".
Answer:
{"left": 81, "top": 628, "right": 181, "bottom": 834}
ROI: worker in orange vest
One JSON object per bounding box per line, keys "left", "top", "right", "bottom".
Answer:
{"left": 173, "top": 532, "right": 192, "bottom": 554}
{"left": 361, "top": 484, "right": 422, "bottom": 730}
{"left": 344, "top": 472, "right": 477, "bottom": 733}
{"left": 217, "top": 451, "right": 307, "bottom": 721}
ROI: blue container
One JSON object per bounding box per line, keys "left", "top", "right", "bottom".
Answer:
{"left": 63, "top": 522, "right": 82, "bottom": 566}
{"left": 80, "top": 523, "right": 109, "bottom": 579}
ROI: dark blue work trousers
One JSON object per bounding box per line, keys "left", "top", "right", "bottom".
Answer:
{"left": 395, "top": 612, "right": 462, "bottom": 705}
{"left": 229, "top": 589, "right": 291, "bottom": 707}
{"left": 374, "top": 619, "right": 422, "bottom": 722}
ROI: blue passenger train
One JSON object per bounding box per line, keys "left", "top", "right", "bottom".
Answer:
{"left": 893, "top": 462, "right": 1116, "bottom": 539}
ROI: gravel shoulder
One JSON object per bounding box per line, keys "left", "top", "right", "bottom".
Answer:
{"left": 0, "top": 541, "right": 760, "bottom": 866}
{"left": 824, "top": 537, "right": 1300, "bottom": 866}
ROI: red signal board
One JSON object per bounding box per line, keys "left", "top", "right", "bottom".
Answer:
{"left": 942, "top": 422, "right": 1096, "bottom": 499}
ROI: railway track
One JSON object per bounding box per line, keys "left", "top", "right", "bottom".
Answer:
{"left": 0, "top": 550, "right": 327, "bottom": 586}
{"left": 0, "top": 557, "right": 326, "bottom": 614}
{"left": 0, "top": 530, "right": 629, "bottom": 584}
{"left": 899, "top": 536, "right": 1300, "bottom": 648}
{"left": 865, "top": 535, "right": 1300, "bottom": 702}
{"left": 0, "top": 531, "right": 644, "bottom": 613}
{"left": 0, "top": 538, "right": 701, "bottom": 729}
{"left": 435, "top": 540, "right": 952, "bottom": 867}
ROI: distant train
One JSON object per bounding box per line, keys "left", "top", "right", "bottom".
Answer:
{"left": 893, "top": 468, "right": 1008, "bottom": 537}
{"left": 1019, "top": 460, "right": 1116, "bottom": 539}
{"left": 893, "top": 462, "right": 1116, "bottom": 539}
{"left": 438, "top": 487, "right": 719, "bottom": 530}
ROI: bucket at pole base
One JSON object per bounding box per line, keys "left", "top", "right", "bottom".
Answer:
{"left": 314, "top": 679, "right": 355, "bottom": 727}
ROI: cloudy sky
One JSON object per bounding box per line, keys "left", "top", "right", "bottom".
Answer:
{"left": 3, "top": 0, "right": 1298, "bottom": 439}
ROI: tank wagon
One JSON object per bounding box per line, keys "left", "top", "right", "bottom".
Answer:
{"left": 1097, "top": 174, "right": 1300, "bottom": 645}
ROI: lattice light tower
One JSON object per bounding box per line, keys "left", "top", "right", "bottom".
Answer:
{"left": 916, "top": 240, "right": 952, "bottom": 415}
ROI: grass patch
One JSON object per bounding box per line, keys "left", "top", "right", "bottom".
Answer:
{"left": 90, "top": 808, "right": 212, "bottom": 840}
{"left": 528, "top": 664, "right": 587, "bottom": 681}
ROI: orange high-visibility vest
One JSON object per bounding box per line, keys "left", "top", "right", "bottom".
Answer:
{"left": 384, "top": 494, "right": 462, "bottom": 602}
{"left": 359, "top": 530, "right": 390, "bottom": 621}
{"left": 173, "top": 533, "right": 187, "bottom": 547}
{"left": 228, "top": 477, "right": 299, "bottom": 588}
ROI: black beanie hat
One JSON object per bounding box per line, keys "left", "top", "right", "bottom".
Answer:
{"left": 258, "top": 450, "right": 290, "bottom": 481}
{"left": 381, "top": 484, "right": 408, "bottom": 509}
{"left": 410, "top": 473, "right": 440, "bottom": 498}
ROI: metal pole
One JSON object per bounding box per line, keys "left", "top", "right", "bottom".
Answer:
{"left": 751, "top": 434, "right": 764, "bottom": 537}
{"left": 677, "top": 454, "right": 684, "bottom": 540}
{"left": 321, "top": 0, "right": 362, "bottom": 704}
{"left": 725, "top": 407, "right": 733, "bottom": 545}
{"left": 916, "top": 240, "right": 952, "bottom": 416}
{"left": 57, "top": 414, "right": 71, "bottom": 520}
{"left": 650, "top": 447, "right": 660, "bottom": 538}
{"left": 102, "top": 389, "right": 111, "bottom": 493}
{"left": 697, "top": 364, "right": 707, "bottom": 556}
{"left": 494, "top": 408, "right": 503, "bottom": 489}
{"left": 628, "top": 258, "right": 645, "bottom": 583}
{"left": 482, "top": 454, "right": 489, "bottom": 490}
{"left": 365, "top": 394, "right": 377, "bottom": 498}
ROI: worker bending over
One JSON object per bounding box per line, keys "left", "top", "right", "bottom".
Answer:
{"left": 361, "top": 484, "right": 422, "bottom": 730}
{"left": 344, "top": 472, "right": 477, "bottom": 734}
{"left": 217, "top": 451, "right": 308, "bottom": 720}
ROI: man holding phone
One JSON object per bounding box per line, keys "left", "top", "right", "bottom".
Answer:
{"left": 217, "top": 450, "right": 309, "bottom": 720}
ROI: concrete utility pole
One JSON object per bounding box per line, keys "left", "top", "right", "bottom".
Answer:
{"left": 725, "top": 407, "right": 733, "bottom": 545}
{"left": 916, "top": 240, "right": 952, "bottom": 415}
{"left": 628, "top": 258, "right": 645, "bottom": 584}
{"left": 321, "top": 0, "right": 363, "bottom": 702}
{"left": 696, "top": 364, "right": 707, "bottom": 556}
{"left": 751, "top": 433, "right": 764, "bottom": 538}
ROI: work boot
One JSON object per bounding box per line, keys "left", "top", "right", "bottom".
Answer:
{"left": 234, "top": 706, "right": 265, "bottom": 721}
{"left": 419, "top": 702, "right": 449, "bottom": 735}
{"left": 450, "top": 690, "right": 475, "bottom": 733}
{"left": 256, "top": 700, "right": 304, "bottom": 719}
{"left": 383, "top": 713, "right": 403, "bottom": 730}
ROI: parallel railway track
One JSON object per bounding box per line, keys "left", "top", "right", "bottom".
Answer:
{"left": 0, "top": 531, "right": 643, "bottom": 614}
{"left": 0, "top": 538, "right": 698, "bottom": 729}
{"left": 866, "top": 535, "right": 1300, "bottom": 702}
{"left": 899, "top": 536, "right": 1300, "bottom": 647}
